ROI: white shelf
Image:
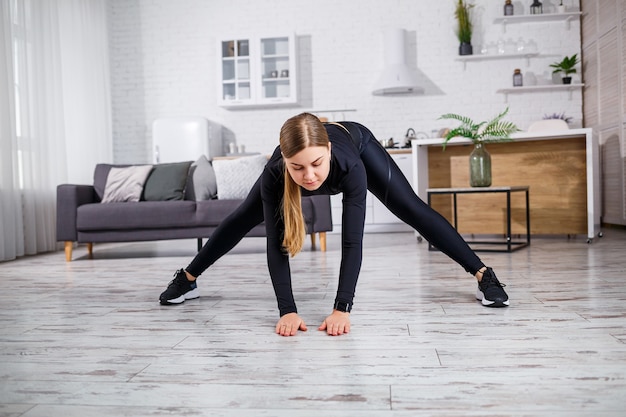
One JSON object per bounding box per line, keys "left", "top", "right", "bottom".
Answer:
{"left": 456, "top": 52, "right": 539, "bottom": 61}
{"left": 262, "top": 54, "right": 289, "bottom": 59}
{"left": 496, "top": 83, "right": 584, "bottom": 102}
{"left": 456, "top": 52, "right": 539, "bottom": 69}
{"left": 494, "top": 12, "right": 582, "bottom": 32}
{"left": 263, "top": 77, "right": 289, "bottom": 83}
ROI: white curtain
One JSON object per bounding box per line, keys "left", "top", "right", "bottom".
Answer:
{"left": 0, "top": 0, "right": 112, "bottom": 262}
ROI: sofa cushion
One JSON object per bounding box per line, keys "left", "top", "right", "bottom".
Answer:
{"left": 101, "top": 165, "right": 153, "bottom": 203}
{"left": 212, "top": 154, "right": 267, "bottom": 199}
{"left": 142, "top": 161, "right": 192, "bottom": 201}
{"left": 194, "top": 199, "right": 247, "bottom": 225}
{"left": 192, "top": 197, "right": 322, "bottom": 230}
{"left": 185, "top": 155, "right": 217, "bottom": 201}
{"left": 94, "top": 164, "right": 130, "bottom": 201}
{"left": 77, "top": 201, "right": 198, "bottom": 231}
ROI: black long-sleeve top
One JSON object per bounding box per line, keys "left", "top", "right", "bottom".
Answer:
{"left": 260, "top": 124, "right": 367, "bottom": 316}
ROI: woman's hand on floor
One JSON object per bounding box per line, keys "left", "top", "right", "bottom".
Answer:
{"left": 319, "top": 310, "right": 350, "bottom": 336}
{"left": 275, "top": 313, "right": 307, "bottom": 337}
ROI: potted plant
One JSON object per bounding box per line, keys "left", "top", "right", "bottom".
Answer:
{"left": 438, "top": 107, "right": 519, "bottom": 187}
{"left": 454, "top": 0, "right": 474, "bottom": 56}
{"left": 549, "top": 54, "right": 580, "bottom": 84}
{"left": 543, "top": 112, "right": 572, "bottom": 124}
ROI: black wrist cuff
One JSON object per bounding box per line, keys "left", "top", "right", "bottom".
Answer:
{"left": 279, "top": 307, "right": 297, "bottom": 317}
{"left": 333, "top": 300, "right": 352, "bottom": 313}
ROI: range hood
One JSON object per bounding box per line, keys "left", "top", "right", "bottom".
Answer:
{"left": 372, "top": 29, "right": 421, "bottom": 96}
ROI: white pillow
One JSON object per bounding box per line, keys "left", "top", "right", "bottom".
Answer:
{"left": 212, "top": 154, "right": 267, "bottom": 200}
{"left": 101, "top": 165, "right": 153, "bottom": 203}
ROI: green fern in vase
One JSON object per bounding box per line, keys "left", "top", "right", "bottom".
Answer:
{"left": 438, "top": 107, "right": 519, "bottom": 149}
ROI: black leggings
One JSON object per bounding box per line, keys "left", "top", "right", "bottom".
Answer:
{"left": 187, "top": 125, "right": 485, "bottom": 277}
{"left": 344, "top": 122, "right": 484, "bottom": 275}
{"left": 186, "top": 176, "right": 264, "bottom": 277}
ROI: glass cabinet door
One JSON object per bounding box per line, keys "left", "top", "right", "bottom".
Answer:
{"left": 259, "top": 36, "right": 293, "bottom": 102}
{"left": 220, "top": 39, "right": 251, "bottom": 103}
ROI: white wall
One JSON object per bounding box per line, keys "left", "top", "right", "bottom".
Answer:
{"left": 108, "top": 0, "right": 583, "bottom": 164}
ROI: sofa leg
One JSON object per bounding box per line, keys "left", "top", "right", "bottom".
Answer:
{"left": 65, "top": 241, "right": 73, "bottom": 262}
{"left": 87, "top": 243, "right": 93, "bottom": 259}
{"left": 319, "top": 232, "right": 327, "bottom": 252}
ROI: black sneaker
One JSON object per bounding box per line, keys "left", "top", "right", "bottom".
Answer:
{"left": 476, "top": 267, "right": 509, "bottom": 307}
{"left": 159, "top": 269, "right": 199, "bottom": 305}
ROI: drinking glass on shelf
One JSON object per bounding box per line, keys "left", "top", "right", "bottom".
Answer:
{"left": 497, "top": 39, "right": 505, "bottom": 54}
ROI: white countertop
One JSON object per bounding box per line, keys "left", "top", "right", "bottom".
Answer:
{"left": 411, "top": 128, "right": 592, "bottom": 147}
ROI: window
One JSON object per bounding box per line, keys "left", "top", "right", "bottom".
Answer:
{"left": 10, "top": 0, "right": 27, "bottom": 188}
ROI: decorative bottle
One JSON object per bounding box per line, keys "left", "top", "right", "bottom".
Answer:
{"left": 504, "top": 0, "right": 514, "bottom": 16}
{"left": 513, "top": 69, "right": 523, "bottom": 87}
{"left": 530, "top": 0, "right": 543, "bottom": 14}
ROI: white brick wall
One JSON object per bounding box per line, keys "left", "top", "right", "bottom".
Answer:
{"left": 108, "top": 0, "right": 583, "bottom": 163}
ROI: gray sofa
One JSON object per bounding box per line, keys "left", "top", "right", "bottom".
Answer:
{"left": 57, "top": 160, "right": 332, "bottom": 261}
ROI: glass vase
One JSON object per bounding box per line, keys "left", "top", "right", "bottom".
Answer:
{"left": 469, "top": 143, "right": 492, "bottom": 187}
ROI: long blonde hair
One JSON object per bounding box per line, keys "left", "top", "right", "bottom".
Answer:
{"left": 279, "top": 113, "right": 329, "bottom": 256}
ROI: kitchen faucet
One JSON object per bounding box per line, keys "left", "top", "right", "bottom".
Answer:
{"left": 403, "top": 128, "right": 416, "bottom": 147}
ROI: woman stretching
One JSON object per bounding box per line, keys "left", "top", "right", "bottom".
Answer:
{"left": 159, "top": 113, "right": 509, "bottom": 337}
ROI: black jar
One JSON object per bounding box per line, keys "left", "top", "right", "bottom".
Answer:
{"left": 504, "top": 0, "right": 514, "bottom": 16}
{"left": 513, "top": 69, "right": 523, "bottom": 87}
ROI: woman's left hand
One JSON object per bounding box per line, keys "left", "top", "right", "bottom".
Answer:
{"left": 318, "top": 310, "right": 351, "bottom": 336}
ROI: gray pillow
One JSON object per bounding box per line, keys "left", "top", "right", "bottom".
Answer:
{"left": 185, "top": 155, "right": 217, "bottom": 201}
{"left": 212, "top": 154, "right": 267, "bottom": 200}
{"left": 101, "top": 165, "right": 153, "bottom": 203}
{"left": 142, "top": 161, "right": 193, "bottom": 201}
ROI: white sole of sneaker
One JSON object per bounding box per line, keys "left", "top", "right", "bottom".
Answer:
{"left": 162, "top": 295, "right": 185, "bottom": 304}
{"left": 476, "top": 289, "right": 510, "bottom": 307}
{"left": 161, "top": 288, "right": 200, "bottom": 305}
{"left": 184, "top": 288, "right": 200, "bottom": 300}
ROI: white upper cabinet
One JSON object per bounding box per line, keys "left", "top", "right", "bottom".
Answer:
{"left": 218, "top": 35, "right": 297, "bottom": 108}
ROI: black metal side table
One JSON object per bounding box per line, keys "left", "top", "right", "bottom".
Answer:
{"left": 427, "top": 186, "right": 530, "bottom": 253}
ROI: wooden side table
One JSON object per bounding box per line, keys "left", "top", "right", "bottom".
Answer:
{"left": 427, "top": 186, "right": 530, "bottom": 252}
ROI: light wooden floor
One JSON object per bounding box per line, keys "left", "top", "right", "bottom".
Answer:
{"left": 1, "top": 229, "right": 626, "bottom": 416}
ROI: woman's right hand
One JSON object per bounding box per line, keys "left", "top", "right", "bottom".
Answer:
{"left": 275, "top": 312, "right": 308, "bottom": 337}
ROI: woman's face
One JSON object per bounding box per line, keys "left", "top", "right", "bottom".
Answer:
{"left": 283, "top": 143, "right": 331, "bottom": 191}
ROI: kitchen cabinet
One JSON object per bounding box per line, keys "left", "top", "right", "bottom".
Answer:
{"left": 331, "top": 150, "right": 413, "bottom": 233}
{"left": 218, "top": 35, "right": 297, "bottom": 108}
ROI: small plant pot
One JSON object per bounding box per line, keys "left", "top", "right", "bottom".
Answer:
{"left": 562, "top": 76, "right": 572, "bottom": 84}
{"left": 459, "top": 42, "right": 473, "bottom": 56}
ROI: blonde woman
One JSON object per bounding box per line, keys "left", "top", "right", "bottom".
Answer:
{"left": 160, "top": 113, "right": 509, "bottom": 337}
